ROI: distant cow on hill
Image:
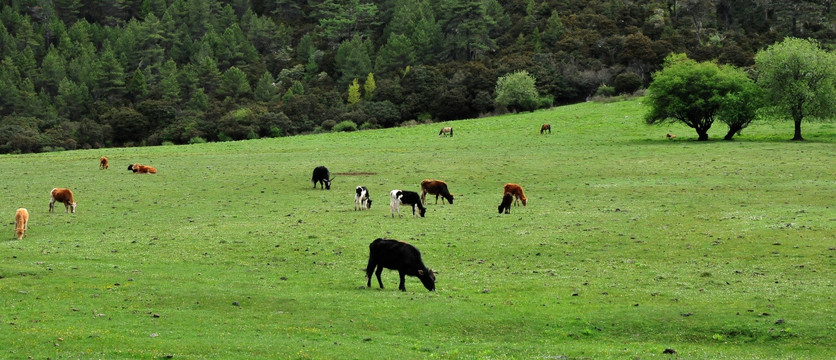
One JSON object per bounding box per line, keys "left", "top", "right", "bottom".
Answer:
{"left": 366, "top": 238, "right": 435, "bottom": 291}
{"left": 666, "top": 133, "right": 677, "bottom": 139}
{"left": 503, "top": 183, "right": 527, "bottom": 206}
{"left": 14, "top": 208, "right": 29, "bottom": 240}
{"left": 99, "top": 156, "right": 109, "bottom": 169}
{"left": 390, "top": 190, "right": 426, "bottom": 218}
{"left": 49, "top": 188, "right": 77, "bottom": 213}
{"left": 312, "top": 166, "right": 334, "bottom": 190}
{"left": 354, "top": 186, "right": 372, "bottom": 210}
{"left": 540, "top": 124, "right": 551, "bottom": 134}
{"left": 420, "top": 179, "right": 454, "bottom": 205}
{"left": 439, "top": 127, "right": 453, "bottom": 137}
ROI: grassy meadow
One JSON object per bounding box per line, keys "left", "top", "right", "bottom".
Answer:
{"left": 1, "top": 98, "right": 835, "bottom": 359}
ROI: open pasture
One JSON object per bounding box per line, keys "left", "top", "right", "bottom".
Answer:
{"left": 1, "top": 98, "right": 834, "bottom": 359}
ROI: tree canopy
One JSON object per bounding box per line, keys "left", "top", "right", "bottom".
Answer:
{"left": 754, "top": 37, "right": 836, "bottom": 140}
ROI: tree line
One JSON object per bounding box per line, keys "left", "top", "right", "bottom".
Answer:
{"left": 0, "top": 0, "right": 834, "bottom": 153}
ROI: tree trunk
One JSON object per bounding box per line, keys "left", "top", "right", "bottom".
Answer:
{"left": 792, "top": 119, "right": 804, "bottom": 140}
{"left": 723, "top": 125, "right": 741, "bottom": 140}
{"left": 697, "top": 128, "right": 709, "bottom": 141}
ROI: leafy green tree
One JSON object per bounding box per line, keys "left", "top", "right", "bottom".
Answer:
{"left": 495, "top": 70, "right": 539, "bottom": 112}
{"left": 364, "top": 73, "right": 375, "bottom": 100}
{"left": 754, "top": 37, "right": 836, "bottom": 141}
{"left": 718, "top": 75, "right": 763, "bottom": 140}
{"left": 645, "top": 54, "right": 755, "bottom": 141}
{"left": 347, "top": 78, "right": 361, "bottom": 105}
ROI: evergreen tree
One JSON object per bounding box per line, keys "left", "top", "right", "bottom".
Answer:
{"left": 254, "top": 71, "right": 278, "bottom": 103}
{"left": 127, "top": 69, "right": 149, "bottom": 102}
{"left": 219, "top": 66, "right": 251, "bottom": 100}
{"left": 40, "top": 47, "right": 67, "bottom": 96}
{"left": 335, "top": 35, "right": 373, "bottom": 85}
{"left": 375, "top": 33, "right": 415, "bottom": 75}
{"left": 438, "top": 0, "right": 496, "bottom": 61}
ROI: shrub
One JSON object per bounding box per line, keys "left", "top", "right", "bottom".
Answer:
{"left": 595, "top": 85, "right": 616, "bottom": 97}
{"left": 333, "top": 120, "right": 358, "bottom": 132}
{"left": 614, "top": 72, "right": 643, "bottom": 94}
{"left": 189, "top": 136, "right": 207, "bottom": 144}
{"left": 321, "top": 119, "right": 337, "bottom": 130}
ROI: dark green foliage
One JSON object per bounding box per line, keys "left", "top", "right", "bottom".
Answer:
{"left": 0, "top": 0, "right": 832, "bottom": 153}
{"left": 613, "top": 72, "right": 642, "bottom": 94}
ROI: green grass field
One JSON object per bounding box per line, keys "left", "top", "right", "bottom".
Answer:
{"left": 1, "top": 98, "right": 834, "bottom": 359}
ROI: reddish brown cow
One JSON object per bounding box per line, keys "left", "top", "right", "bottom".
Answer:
{"left": 100, "top": 156, "right": 109, "bottom": 169}
{"left": 666, "top": 133, "right": 677, "bottom": 139}
{"left": 128, "top": 163, "right": 157, "bottom": 174}
{"left": 50, "top": 188, "right": 77, "bottom": 213}
{"left": 14, "top": 208, "right": 29, "bottom": 240}
{"left": 420, "top": 179, "right": 454, "bottom": 205}
{"left": 503, "top": 183, "right": 527, "bottom": 206}
{"left": 540, "top": 124, "right": 551, "bottom": 134}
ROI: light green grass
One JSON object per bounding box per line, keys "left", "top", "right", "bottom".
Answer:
{"left": 1, "top": 98, "right": 834, "bottom": 359}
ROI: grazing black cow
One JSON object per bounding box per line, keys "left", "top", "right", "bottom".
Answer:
{"left": 390, "top": 190, "right": 426, "bottom": 217}
{"left": 312, "top": 166, "right": 334, "bottom": 190}
{"left": 366, "top": 238, "right": 435, "bottom": 291}
{"left": 354, "top": 186, "right": 372, "bottom": 210}
{"left": 498, "top": 193, "right": 513, "bottom": 214}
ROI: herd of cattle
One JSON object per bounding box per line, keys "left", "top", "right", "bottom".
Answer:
{"left": 312, "top": 162, "right": 530, "bottom": 291}
{"left": 12, "top": 156, "right": 155, "bottom": 241}
{"left": 13, "top": 126, "right": 545, "bottom": 291}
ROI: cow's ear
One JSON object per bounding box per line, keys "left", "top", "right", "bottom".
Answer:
{"left": 418, "top": 270, "right": 424, "bottom": 276}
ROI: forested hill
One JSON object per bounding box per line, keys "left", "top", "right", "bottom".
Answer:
{"left": 1, "top": 0, "right": 833, "bottom": 153}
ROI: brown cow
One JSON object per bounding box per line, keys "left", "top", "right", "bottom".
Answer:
{"left": 438, "top": 127, "right": 453, "bottom": 137}
{"left": 666, "top": 133, "right": 677, "bottom": 139}
{"left": 50, "top": 188, "right": 77, "bottom": 213}
{"left": 128, "top": 164, "right": 157, "bottom": 174}
{"left": 14, "top": 208, "right": 29, "bottom": 240}
{"left": 540, "top": 124, "right": 551, "bottom": 134}
{"left": 100, "top": 156, "right": 109, "bottom": 169}
{"left": 420, "top": 179, "right": 454, "bottom": 205}
{"left": 503, "top": 183, "right": 527, "bottom": 206}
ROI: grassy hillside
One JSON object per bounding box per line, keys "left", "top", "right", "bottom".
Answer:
{"left": 1, "top": 98, "right": 834, "bottom": 359}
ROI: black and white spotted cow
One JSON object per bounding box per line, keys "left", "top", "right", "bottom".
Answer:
{"left": 354, "top": 186, "right": 372, "bottom": 210}
{"left": 389, "top": 190, "right": 426, "bottom": 218}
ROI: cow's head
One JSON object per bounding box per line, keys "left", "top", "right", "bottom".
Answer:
{"left": 418, "top": 269, "right": 436, "bottom": 291}
{"left": 324, "top": 176, "right": 335, "bottom": 190}
{"left": 418, "top": 207, "right": 426, "bottom": 217}
{"left": 366, "top": 199, "right": 372, "bottom": 209}
{"left": 70, "top": 202, "right": 77, "bottom": 213}
{"left": 127, "top": 164, "right": 134, "bottom": 171}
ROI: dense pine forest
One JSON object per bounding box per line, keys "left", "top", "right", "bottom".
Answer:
{"left": 0, "top": 0, "right": 833, "bottom": 153}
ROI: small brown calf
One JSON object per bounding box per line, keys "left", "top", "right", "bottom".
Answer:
{"left": 14, "top": 208, "right": 29, "bottom": 239}
{"left": 50, "top": 188, "right": 77, "bottom": 213}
